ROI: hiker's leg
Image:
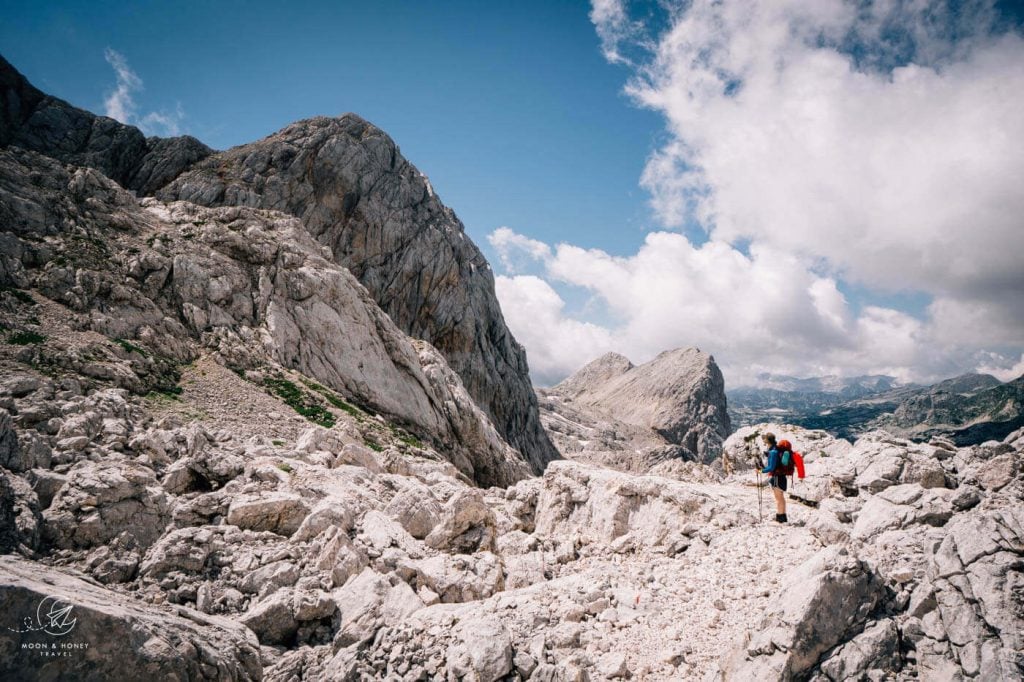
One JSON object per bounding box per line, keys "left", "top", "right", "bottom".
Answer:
{"left": 773, "top": 487, "right": 785, "bottom": 514}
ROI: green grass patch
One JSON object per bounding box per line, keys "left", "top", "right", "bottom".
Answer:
{"left": 400, "top": 434, "right": 423, "bottom": 448}
{"left": 6, "top": 331, "right": 46, "bottom": 345}
{"left": 272, "top": 439, "right": 285, "bottom": 446}
{"left": 264, "top": 376, "right": 335, "bottom": 428}
{"left": 0, "top": 287, "right": 35, "bottom": 305}
{"left": 391, "top": 427, "right": 423, "bottom": 449}
{"left": 115, "top": 338, "right": 150, "bottom": 357}
{"left": 302, "top": 379, "right": 364, "bottom": 418}
{"left": 363, "top": 438, "right": 384, "bottom": 452}
{"left": 276, "top": 462, "right": 294, "bottom": 473}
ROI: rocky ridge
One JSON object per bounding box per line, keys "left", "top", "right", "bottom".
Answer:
{"left": 0, "top": 54, "right": 212, "bottom": 195}
{"left": 539, "top": 349, "right": 731, "bottom": 470}
{"left": 731, "top": 370, "right": 1024, "bottom": 447}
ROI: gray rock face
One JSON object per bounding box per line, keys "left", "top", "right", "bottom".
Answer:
{"left": 156, "top": 115, "right": 557, "bottom": 473}
{"left": 0, "top": 555, "right": 261, "bottom": 681}
{"left": 0, "top": 55, "right": 213, "bottom": 195}
{"left": 544, "top": 348, "right": 730, "bottom": 464}
{"left": 0, "top": 408, "right": 20, "bottom": 470}
{"left": 0, "top": 468, "right": 40, "bottom": 553}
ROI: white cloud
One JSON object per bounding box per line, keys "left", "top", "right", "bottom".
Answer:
{"left": 103, "top": 49, "right": 185, "bottom": 137}
{"left": 499, "top": 0, "right": 1024, "bottom": 387}
{"left": 589, "top": 0, "right": 645, "bottom": 65}
{"left": 103, "top": 48, "right": 141, "bottom": 123}
{"left": 625, "top": 1, "right": 1024, "bottom": 297}
{"left": 490, "top": 227, "right": 551, "bottom": 273}
{"left": 490, "top": 227, "right": 962, "bottom": 386}
{"left": 977, "top": 353, "right": 1024, "bottom": 382}
{"left": 494, "top": 275, "right": 613, "bottom": 385}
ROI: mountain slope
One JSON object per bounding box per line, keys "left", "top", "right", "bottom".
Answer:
{"left": 542, "top": 348, "right": 731, "bottom": 465}
{"left": 0, "top": 146, "right": 528, "bottom": 486}
{"left": 0, "top": 55, "right": 557, "bottom": 474}
{"left": 157, "top": 116, "right": 558, "bottom": 474}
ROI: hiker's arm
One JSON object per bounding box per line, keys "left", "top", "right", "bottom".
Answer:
{"left": 761, "top": 449, "right": 777, "bottom": 474}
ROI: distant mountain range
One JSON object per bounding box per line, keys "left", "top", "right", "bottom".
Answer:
{"left": 728, "top": 372, "right": 1023, "bottom": 445}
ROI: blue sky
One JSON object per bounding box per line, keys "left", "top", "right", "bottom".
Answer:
{"left": 3, "top": 1, "right": 1023, "bottom": 386}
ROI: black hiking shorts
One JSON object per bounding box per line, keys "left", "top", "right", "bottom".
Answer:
{"left": 768, "top": 473, "right": 788, "bottom": 491}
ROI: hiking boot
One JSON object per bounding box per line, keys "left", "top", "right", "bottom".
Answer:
{"left": 776, "top": 513, "right": 788, "bottom": 523}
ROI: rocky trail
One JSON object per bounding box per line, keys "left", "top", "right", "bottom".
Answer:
{"left": 3, "top": 342, "right": 1023, "bottom": 679}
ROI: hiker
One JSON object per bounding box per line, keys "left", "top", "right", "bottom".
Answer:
{"left": 761, "top": 432, "right": 788, "bottom": 523}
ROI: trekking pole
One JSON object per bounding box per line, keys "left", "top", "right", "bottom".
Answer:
{"left": 756, "top": 470, "right": 763, "bottom": 523}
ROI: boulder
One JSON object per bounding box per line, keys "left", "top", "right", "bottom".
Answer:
{"left": 445, "top": 616, "right": 513, "bottom": 682}
{"left": 424, "top": 489, "right": 496, "bottom": 553}
{"left": 718, "top": 547, "right": 880, "bottom": 680}
{"left": 383, "top": 483, "right": 442, "bottom": 539}
{"left": 239, "top": 587, "right": 297, "bottom": 645}
{"left": 226, "top": 491, "right": 310, "bottom": 536}
{"left": 0, "top": 555, "right": 260, "bottom": 680}
{"left": 42, "top": 460, "right": 169, "bottom": 551}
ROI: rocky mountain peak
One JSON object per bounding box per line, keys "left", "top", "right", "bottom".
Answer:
{"left": 0, "top": 56, "right": 213, "bottom": 195}
{"left": 551, "top": 351, "right": 634, "bottom": 397}
{"left": 543, "top": 347, "right": 730, "bottom": 464}
{"left": 154, "top": 102, "right": 557, "bottom": 474}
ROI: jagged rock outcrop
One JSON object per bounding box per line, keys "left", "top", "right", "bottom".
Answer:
{"left": 0, "top": 55, "right": 212, "bottom": 195}
{"left": 154, "top": 114, "right": 556, "bottom": 473}
{"left": 719, "top": 547, "right": 881, "bottom": 680}
{"left": 540, "top": 348, "right": 731, "bottom": 467}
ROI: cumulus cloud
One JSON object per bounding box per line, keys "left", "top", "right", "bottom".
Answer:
{"left": 494, "top": 275, "right": 613, "bottom": 385}
{"left": 103, "top": 48, "right": 184, "bottom": 136}
{"left": 492, "top": 1, "right": 1023, "bottom": 386}
{"left": 977, "top": 353, "right": 1024, "bottom": 382}
{"left": 490, "top": 228, "right": 959, "bottom": 386}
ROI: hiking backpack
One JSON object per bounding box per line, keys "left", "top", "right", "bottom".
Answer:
{"left": 776, "top": 439, "right": 806, "bottom": 479}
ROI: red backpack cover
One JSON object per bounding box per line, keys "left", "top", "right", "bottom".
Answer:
{"left": 776, "top": 440, "right": 806, "bottom": 478}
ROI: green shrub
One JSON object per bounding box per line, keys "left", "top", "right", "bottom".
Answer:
{"left": 115, "top": 338, "right": 150, "bottom": 357}
{"left": 0, "top": 287, "right": 35, "bottom": 305}
{"left": 264, "top": 376, "right": 335, "bottom": 428}
{"left": 303, "top": 379, "right": 363, "bottom": 418}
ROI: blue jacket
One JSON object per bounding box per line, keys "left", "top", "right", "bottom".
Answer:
{"left": 762, "top": 447, "right": 780, "bottom": 474}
